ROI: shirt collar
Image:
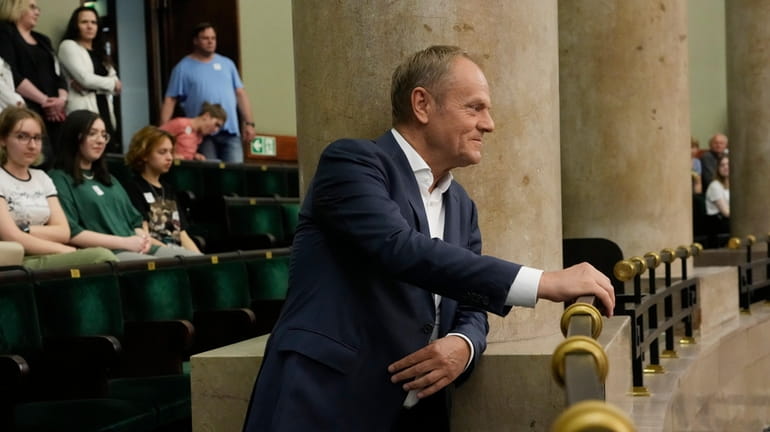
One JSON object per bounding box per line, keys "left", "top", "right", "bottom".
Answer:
{"left": 391, "top": 128, "right": 453, "bottom": 194}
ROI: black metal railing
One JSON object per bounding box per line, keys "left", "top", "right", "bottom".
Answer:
{"left": 613, "top": 244, "right": 701, "bottom": 396}
{"left": 727, "top": 234, "right": 770, "bottom": 311}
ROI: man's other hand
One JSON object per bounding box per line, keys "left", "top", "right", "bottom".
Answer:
{"left": 387, "top": 335, "right": 470, "bottom": 400}
{"left": 538, "top": 262, "right": 615, "bottom": 317}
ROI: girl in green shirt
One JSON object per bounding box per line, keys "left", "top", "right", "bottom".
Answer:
{"left": 49, "top": 110, "right": 198, "bottom": 260}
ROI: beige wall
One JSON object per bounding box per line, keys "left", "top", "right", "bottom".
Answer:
{"left": 688, "top": 0, "right": 727, "bottom": 148}
{"left": 37, "top": 0, "right": 80, "bottom": 46}
{"left": 238, "top": 0, "right": 296, "bottom": 136}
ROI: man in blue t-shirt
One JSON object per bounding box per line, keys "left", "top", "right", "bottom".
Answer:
{"left": 159, "top": 23, "right": 256, "bottom": 163}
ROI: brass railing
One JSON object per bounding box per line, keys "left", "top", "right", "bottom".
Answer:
{"left": 550, "top": 297, "right": 635, "bottom": 431}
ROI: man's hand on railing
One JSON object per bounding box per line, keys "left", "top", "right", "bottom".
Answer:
{"left": 538, "top": 263, "right": 615, "bottom": 317}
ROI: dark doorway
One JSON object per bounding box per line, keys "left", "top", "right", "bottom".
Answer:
{"left": 144, "top": 0, "right": 241, "bottom": 123}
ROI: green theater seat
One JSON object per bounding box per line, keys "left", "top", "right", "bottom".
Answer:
{"left": 241, "top": 249, "right": 291, "bottom": 334}
{"left": 31, "top": 263, "right": 193, "bottom": 428}
{"left": 0, "top": 267, "right": 158, "bottom": 432}
{"left": 221, "top": 197, "right": 285, "bottom": 250}
{"left": 182, "top": 253, "right": 258, "bottom": 352}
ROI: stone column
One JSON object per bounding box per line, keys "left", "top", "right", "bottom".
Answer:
{"left": 725, "top": 1, "right": 770, "bottom": 237}
{"left": 559, "top": 1, "right": 691, "bottom": 258}
{"left": 293, "top": 0, "right": 564, "bottom": 344}
{"left": 293, "top": 2, "right": 573, "bottom": 429}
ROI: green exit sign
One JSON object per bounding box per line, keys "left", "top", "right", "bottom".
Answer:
{"left": 250, "top": 135, "right": 277, "bottom": 156}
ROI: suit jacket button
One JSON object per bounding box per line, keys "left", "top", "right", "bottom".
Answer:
{"left": 422, "top": 323, "right": 434, "bottom": 334}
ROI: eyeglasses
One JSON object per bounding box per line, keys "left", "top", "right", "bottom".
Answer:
{"left": 29, "top": 4, "right": 40, "bottom": 12}
{"left": 13, "top": 132, "right": 44, "bottom": 145}
{"left": 83, "top": 130, "right": 111, "bottom": 143}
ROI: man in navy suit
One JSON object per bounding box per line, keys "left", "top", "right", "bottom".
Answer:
{"left": 242, "top": 45, "right": 614, "bottom": 431}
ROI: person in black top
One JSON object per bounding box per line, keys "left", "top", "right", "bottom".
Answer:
{"left": 123, "top": 125, "right": 201, "bottom": 254}
{"left": 0, "top": 0, "right": 68, "bottom": 167}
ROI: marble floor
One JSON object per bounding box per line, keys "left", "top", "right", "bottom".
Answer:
{"left": 622, "top": 302, "right": 770, "bottom": 432}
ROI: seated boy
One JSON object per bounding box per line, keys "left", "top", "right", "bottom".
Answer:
{"left": 160, "top": 102, "right": 226, "bottom": 160}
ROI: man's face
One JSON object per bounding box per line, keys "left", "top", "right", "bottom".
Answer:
{"left": 193, "top": 27, "right": 217, "bottom": 56}
{"left": 710, "top": 134, "right": 727, "bottom": 154}
{"left": 423, "top": 57, "right": 495, "bottom": 169}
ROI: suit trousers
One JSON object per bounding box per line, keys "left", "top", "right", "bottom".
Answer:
{"left": 392, "top": 390, "right": 450, "bottom": 432}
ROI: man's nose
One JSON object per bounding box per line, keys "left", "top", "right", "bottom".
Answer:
{"left": 479, "top": 111, "right": 495, "bottom": 133}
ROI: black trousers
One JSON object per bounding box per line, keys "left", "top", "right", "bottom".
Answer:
{"left": 392, "top": 391, "right": 451, "bottom": 432}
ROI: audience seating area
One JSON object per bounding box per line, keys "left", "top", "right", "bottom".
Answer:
{"left": 105, "top": 154, "right": 301, "bottom": 253}
{"left": 0, "top": 156, "right": 299, "bottom": 430}
{"left": 0, "top": 243, "right": 290, "bottom": 430}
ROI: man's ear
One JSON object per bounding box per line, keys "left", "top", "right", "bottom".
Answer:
{"left": 411, "top": 87, "right": 431, "bottom": 125}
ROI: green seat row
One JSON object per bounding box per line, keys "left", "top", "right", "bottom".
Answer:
{"left": 0, "top": 248, "right": 291, "bottom": 430}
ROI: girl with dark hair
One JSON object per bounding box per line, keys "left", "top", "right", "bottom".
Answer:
{"left": 0, "top": 106, "right": 116, "bottom": 269}
{"left": 48, "top": 110, "right": 196, "bottom": 260}
{"left": 705, "top": 155, "right": 730, "bottom": 248}
{"left": 58, "top": 6, "right": 121, "bottom": 152}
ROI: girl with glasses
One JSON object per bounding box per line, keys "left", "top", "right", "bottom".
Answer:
{"left": 0, "top": 106, "right": 116, "bottom": 269}
{"left": 49, "top": 110, "right": 198, "bottom": 260}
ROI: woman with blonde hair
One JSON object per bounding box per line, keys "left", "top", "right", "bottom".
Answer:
{"left": 0, "top": 0, "right": 68, "bottom": 167}
{"left": 124, "top": 125, "right": 201, "bottom": 253}
{"left": 0, "top": 106, "right": 116, "bottom": 268}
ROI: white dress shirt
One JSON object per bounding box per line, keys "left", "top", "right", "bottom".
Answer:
{"left": 392, "top": 129, "right": 542, "bottom": 406}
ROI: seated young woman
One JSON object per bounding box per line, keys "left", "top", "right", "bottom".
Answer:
{"left": 0, "top": 106, "right": 116, "bottom": 269}
{"left": 124, "top": 126, "right": 201, "bottom": 254}
{"left": 48, "top": 110, "right": 199, "bottom": 260}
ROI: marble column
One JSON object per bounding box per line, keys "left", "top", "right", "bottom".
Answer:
{"left": 293, "top": 0, "right": 564, "bottom": 344}
{"left": 559, "top": 1, "right": 692, "bottom": 258}
{"left": 725, "top": 1, "right": 770, "bottom": 237}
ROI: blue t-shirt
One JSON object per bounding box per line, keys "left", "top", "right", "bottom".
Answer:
{"left": 165, "top": 54, "right": 243, "bottom": 136}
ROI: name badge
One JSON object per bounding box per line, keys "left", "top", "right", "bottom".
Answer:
{"left": 144, "top": 192, "right": 156, "bottom": 203}
{"left": 92, "top": 185, "right": 104, "bottom": 196}
{"left": 213, "top": 63, "right": 222, "bottom": 71}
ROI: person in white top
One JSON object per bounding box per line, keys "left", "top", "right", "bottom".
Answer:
{"left": 0, "top": 106, "right": 116, "bottom": 269}
{"left": 705, "top": 155, "right": 730, "bottom": 247}
{"left": 0, "top": 55, "right": 24, "bottom": 109}
{"left": 58, "top": 6, "right": 121, "bottom": 152}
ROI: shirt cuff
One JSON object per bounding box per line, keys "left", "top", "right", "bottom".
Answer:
{"left": 446, "top": 332, "right": 474, "bottom": 371}
{"left": 505, "top": 266, "right": 542, "bottom": 308}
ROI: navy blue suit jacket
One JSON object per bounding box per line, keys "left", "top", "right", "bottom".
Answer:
{"left": 243, "top": 131, "right": 522, "bottom": 431}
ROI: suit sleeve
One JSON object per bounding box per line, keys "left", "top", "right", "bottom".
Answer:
{"left": 311, "top": 139, "right": 520, "bottom": 317}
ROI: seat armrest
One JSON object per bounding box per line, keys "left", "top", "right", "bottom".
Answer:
{"left": 121, "top": 320, "right": 195, "bottom": 376}
{"left": 193, "top": 308, "right": 257, "bottom": 352}
{"left": 40, "top": 335, "right": 121, "bottom": 399}
{"left": 0, "top": 354, "right": 29, "bottom": 391}
{"left": 44, "top": 335, "right": 122, "bottom": 364}
{"left": 0, "top": 354, "right": 29, "bottom": 428}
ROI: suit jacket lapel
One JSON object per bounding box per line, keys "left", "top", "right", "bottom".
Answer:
{"left": 376, "top": 132, "right": 430, "bottom": 236}
{"left": 442, "top": 186, "right": 460, "bottom": 245}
